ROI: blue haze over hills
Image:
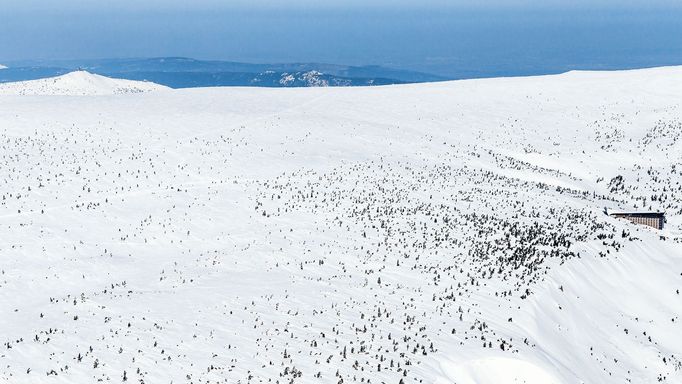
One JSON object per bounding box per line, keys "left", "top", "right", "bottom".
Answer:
{"left": 0, "top": 58, "right": 444, "bottom": 88}
{"left": 1, "top": 5, "right": 681, "bottom": 87}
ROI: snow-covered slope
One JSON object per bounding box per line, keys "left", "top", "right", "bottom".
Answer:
{"left": 0, "top": 67, "right": 681, "bottom": 384}
{"left": 0, "top": 70, "right": 168, "bottom": 95}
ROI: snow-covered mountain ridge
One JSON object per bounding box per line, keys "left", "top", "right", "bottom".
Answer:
{"left": 0, "top": 67, "right": 681, "bottom": 383}
{"left": 0, "top": 70, "right": 168, "bottom": 95}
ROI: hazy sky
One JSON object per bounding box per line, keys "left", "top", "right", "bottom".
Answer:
{"left": 3, "top": 0, "right": 681, "bottom": 10}
{"left": 1, "top": 0, "right": 681, "bottom": 76}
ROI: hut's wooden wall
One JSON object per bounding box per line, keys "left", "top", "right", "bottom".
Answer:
{"left": 613, "top": 215, "right": 664, "bottom": 230}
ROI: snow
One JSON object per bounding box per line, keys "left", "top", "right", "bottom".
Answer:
{"left": 605, "top": 209, "right": 664, "bottom": 215}
{"left": 436, "top": 356, "right": 562, "bottom": 384}
{"left": 0, "top": 67, "right": 681, "bottom": 383}
{"left": 279, "top": 73, "right": 296, "bottom": 86}
{"left": 300, "top": 70, "right": 329, "bottom": 87}
{"left": 0, "top": 70, "right": 168, "bottom": 95}
{"left": 278, "top": 71, "right": 332, "bottom": 87}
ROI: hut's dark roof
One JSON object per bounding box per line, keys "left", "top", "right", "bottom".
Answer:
{"left": 605, "top": 209, "right": 665, "bottom": 218}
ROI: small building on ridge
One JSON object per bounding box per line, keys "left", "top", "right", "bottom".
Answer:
{"left": 605, "top": 209, "right": 665, "bottom": 230}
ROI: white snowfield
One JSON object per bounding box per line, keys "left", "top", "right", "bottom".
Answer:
{"left": 0, "top": 67, "right": 681, "bottom": 384}
{"left": 0, "top": 71, "right": 168, "bottom": 96}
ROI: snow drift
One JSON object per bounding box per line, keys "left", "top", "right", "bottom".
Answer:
{"left": 0, "top": 70, "right": 168, "bottom": 95}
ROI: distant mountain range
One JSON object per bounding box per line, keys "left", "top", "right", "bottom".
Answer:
{"left": 0, "top": 58, "right": 446, "bottom": 88}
